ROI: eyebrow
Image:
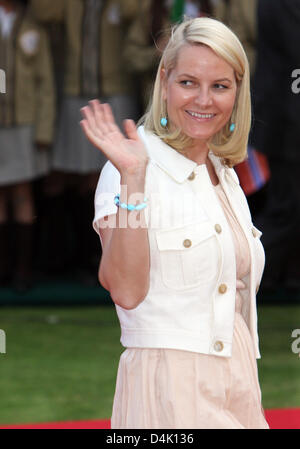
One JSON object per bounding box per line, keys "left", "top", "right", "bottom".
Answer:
{"left": 178, "top": 74, "right": 233, "bottom": 83}
{"left": 214, "top": 78, "right": 233, "bottom": 83}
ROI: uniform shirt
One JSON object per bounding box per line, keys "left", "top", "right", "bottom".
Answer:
{"left": 0, "top": 7, "right": 55, "bottom": 141}
{"left": 0, "top": 7, "right": 16, "bottom": 38}
{"left": 93, "top": 126, "right": 265, "bottom": 358}
{"left": 30, "top": 0, "right": 138, "bottom": 97}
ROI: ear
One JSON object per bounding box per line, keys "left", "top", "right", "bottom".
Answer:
{"left": 160, "top": 68, "right": 167, "bottom": 101}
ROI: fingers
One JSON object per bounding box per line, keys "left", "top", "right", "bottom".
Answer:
{"left": 80, "top": 99, "right": 122, "bottom": 141}
{"left": 101, "top": 102, "right": 120, "bottom": 134}
{"left": 80, "top": 118, "right": 112, "bottom": 158}
{"left": 80, "top": 104, "right": 98, "bottom": 135}
{"left": 79, "top": 118, "right": 102, "bottom": 148}
{"left": 123, "top": 119, "right": 139, "bottom": 142}
{"left": 80, "top": 103, "right": 121, "bottom": 157}
{"left": 89, "top": 99, "right": 111, "bottom": 134}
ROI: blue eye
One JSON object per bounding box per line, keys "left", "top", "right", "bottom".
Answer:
{"left": 180, "top": 80, "right": 193, "bottom": 86}
{"left": 214, "top": 83, "right": 227, "bottom": 89}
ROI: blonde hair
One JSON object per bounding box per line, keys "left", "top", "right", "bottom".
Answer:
{"left": 139, "top": 17, "right": 251, "bottom": 167}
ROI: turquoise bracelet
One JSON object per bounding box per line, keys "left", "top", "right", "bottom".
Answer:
{"left": 114, "top": 194, "right": 148, "bottom": 211}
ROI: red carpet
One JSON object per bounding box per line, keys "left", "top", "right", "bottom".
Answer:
{"left": 264, "top": 408, "right": 300, "bottom": 429}
{"left": 0, "top": 409, "right": 299, "bottom": 429}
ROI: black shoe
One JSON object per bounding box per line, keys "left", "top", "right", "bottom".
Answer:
{"left": 0, "top": 222, "right": 12, "bottom": 287}
{"left": 12, "top": 222, "right": 34, "bottom": 293}
{"left": 12, "top": 276, "right": 33, "bottom": 294}
{"left": 0, "top": 274, "right": 11, "bottom": 288}
{"left": 38, "top": 193, "right": 71, "bottom": 276}
{"left": 72, "top": 191, "right": 102, "bottom": 276}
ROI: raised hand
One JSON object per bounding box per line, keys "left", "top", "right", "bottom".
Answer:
{"left": 80, "top": 100, "right": 149, "bottom": 176}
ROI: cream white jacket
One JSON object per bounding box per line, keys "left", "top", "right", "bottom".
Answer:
{"left": 93, "top": 126, "right": 265, "bottom": 359}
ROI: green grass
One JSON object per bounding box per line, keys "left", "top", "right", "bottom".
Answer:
{"left": 0, "top": 304, "right": 299, "bottom": 425}
{"left": 257, "top": 305, "right": 300, "bottom": 409}
{"left": 0, "top": 305, "right": 123, "bottom": 425}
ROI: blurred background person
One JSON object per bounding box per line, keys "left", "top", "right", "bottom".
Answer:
{"left": 250, "top": 0, "right": 300, "bottom": 293}
{"left": 123, "top": 0, "right": 213, "bottom": 114}
{"left": 214, "top": 0, "right": 270, "bottom": 222}
{"left": 29, "top": 0, "right": 139, "bottom": 284}
{"left": 0, "top": 0, "right": 55, "bottom": 292}
{"left": 213, "top": 0, "right": 257, "bottom": 80}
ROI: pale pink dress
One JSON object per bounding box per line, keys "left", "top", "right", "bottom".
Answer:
{"left": 111, "top": 183, "right": 270, "bottom": 429}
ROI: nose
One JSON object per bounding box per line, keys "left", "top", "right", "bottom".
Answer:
{"left": 194, "top": 87, "right": 213, "bottom": 108}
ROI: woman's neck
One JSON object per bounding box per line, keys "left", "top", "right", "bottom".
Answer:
{"left": 185, "top": 140, "right": 210, "bottom": 166}
{"left": 185, "top": 140, "right": 219, "bottom": 185}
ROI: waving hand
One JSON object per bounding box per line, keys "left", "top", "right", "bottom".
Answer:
{"left": 80, "top": 100, "right": 148, "bottom": 176}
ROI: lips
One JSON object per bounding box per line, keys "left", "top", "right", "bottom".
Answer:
{"left": 186, "top": 110, "right": 216, "bottom": 120}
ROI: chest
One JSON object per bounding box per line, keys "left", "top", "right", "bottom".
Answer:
{"left": 144, "top": 161, "right": 250, "bottom": 233}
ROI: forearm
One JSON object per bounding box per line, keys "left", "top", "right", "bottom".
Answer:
{"left": 100, "top": 170, "right": 150, "bottom": 309}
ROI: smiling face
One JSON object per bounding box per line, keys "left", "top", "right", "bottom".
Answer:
{"left": 161, "top": 43, "right": 237, "bottom": 151}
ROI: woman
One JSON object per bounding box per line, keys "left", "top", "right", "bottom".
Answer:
{"left": 80, "top": 17, "right": 269, "bottom": 429}
{"left": 0, "top": 0, "right": 55, "bottom": 291}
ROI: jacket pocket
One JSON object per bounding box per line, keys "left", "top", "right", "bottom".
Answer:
{"left": 156, "top": 221, "right": 219, "bottom": 290}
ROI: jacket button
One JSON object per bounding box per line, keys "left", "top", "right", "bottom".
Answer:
{"left": 188, "top": 172, "right": 196, "bottom": 181}
{"left": 252, "top": 227, "right": 257, "bottom": 237}
{"left": 215, "top": 224, "right": 222, "bottom": 234}
{"left": 218, "top": 284, "right": 227, "bottom": 294}
{"left": 214, "top": 341, "right": 224, "bottom": 352}
{"left": 183, "top": 239, "right": 192, "bottom": 248}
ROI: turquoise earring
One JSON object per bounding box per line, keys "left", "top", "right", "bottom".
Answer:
{"left": 230, "top": 123, "right": 235, "bottom": 132}
{"left": 160, "top": 117, "right": 168, "bottom": 127}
